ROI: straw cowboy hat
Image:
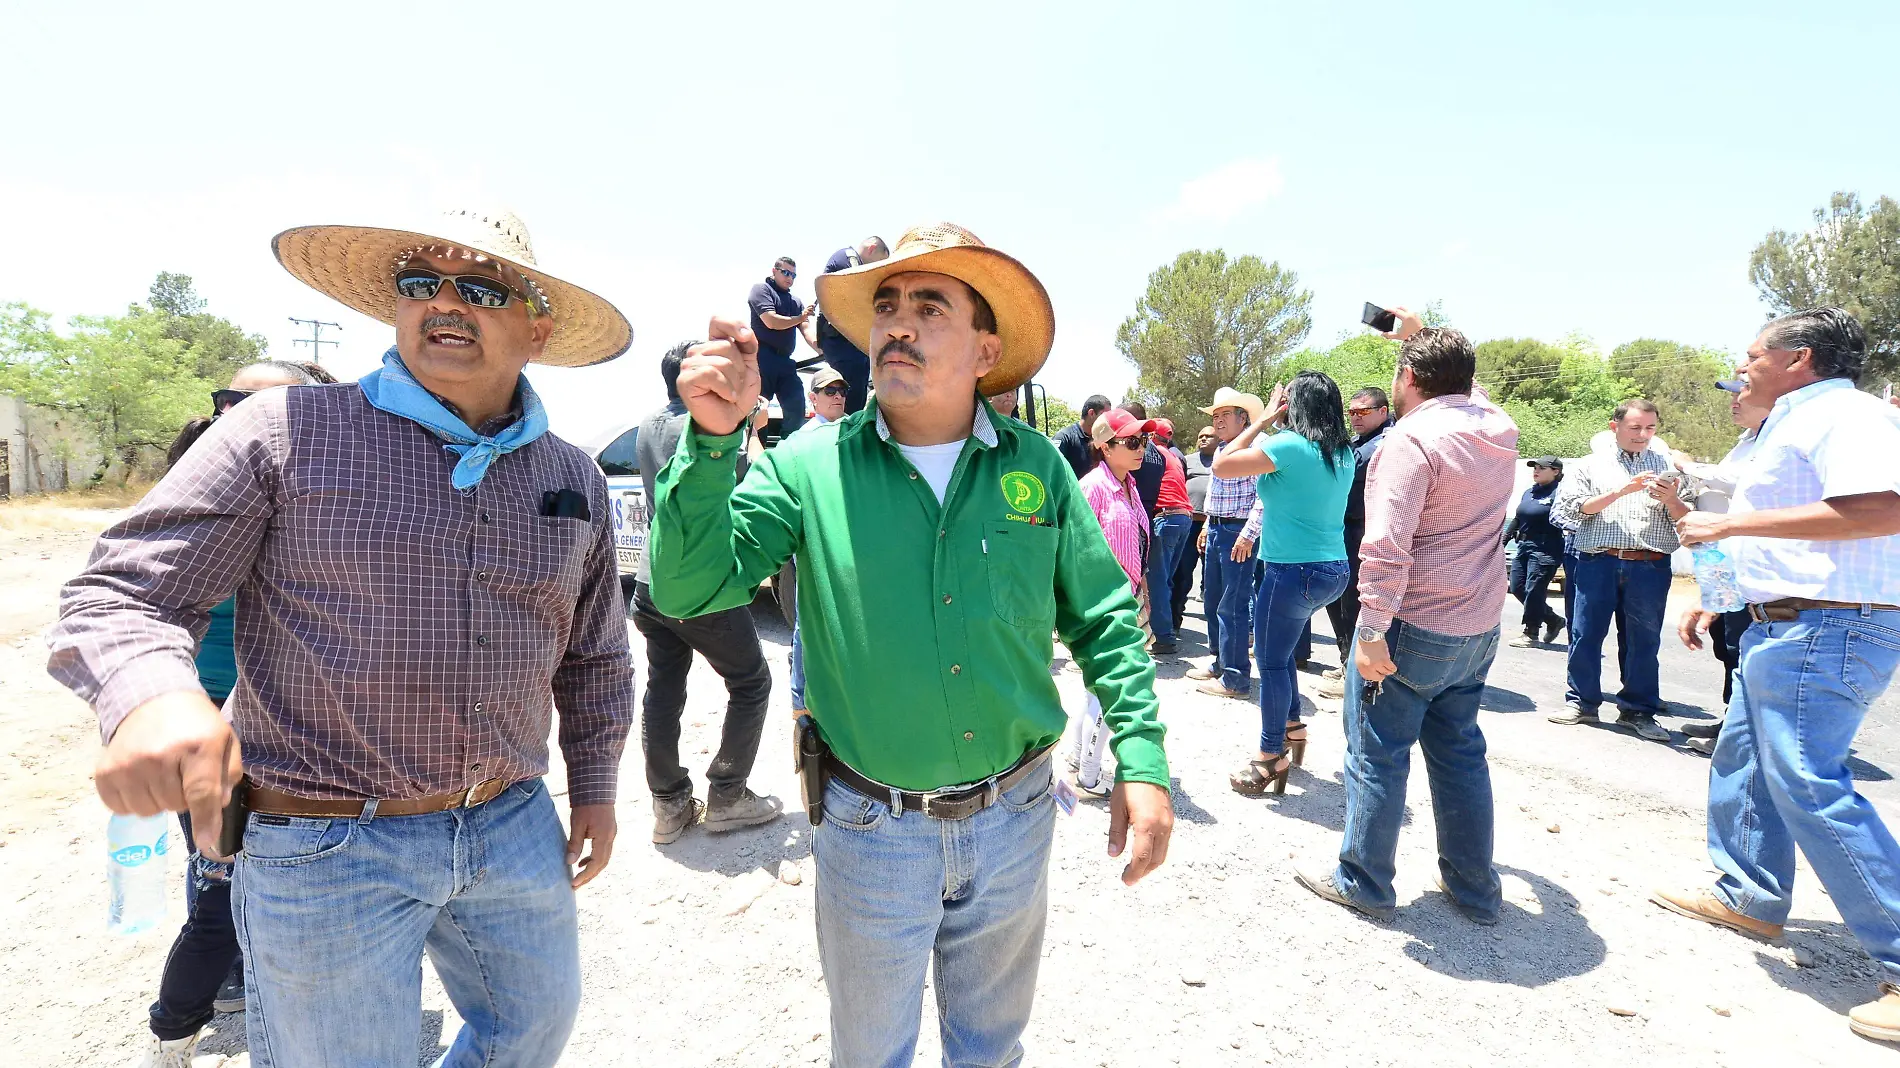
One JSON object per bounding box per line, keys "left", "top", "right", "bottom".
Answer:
{"left": 1198, "top": 386, "right": 1265, "bottom": 422}
{"left": 272, "top": 207, "right": 632, "bottom": 368}
{"left": 813, "top": 223, "right": 1054, "bottom": 396}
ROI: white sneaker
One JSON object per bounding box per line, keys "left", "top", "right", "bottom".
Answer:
{"left": 1316, "top": 676, "right": 1346, "bottom": 701}
{"left": 129, "top": 1034, "right": 200, "bottom": 1068}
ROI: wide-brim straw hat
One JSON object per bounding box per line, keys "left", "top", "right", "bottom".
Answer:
{"left": 813, "top": 223, "right": 1054, "bottom": 396}
{"left": 1198, "top": 386, "right": 1265, "bottom": 422}
{"left": 272, "top": 207, "right": 632, "bottom": 368}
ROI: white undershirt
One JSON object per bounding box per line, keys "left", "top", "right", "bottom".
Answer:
{"left": 894, "top": 440, "right": 967, "bottom": 504}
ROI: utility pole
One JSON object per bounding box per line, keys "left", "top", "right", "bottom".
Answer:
{"left": 288, "top": 317, "right": 341, "bottom": 365}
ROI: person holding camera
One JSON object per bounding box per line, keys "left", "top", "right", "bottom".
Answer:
{"left": 1548, "top": 398, "right": 1693, "bottom": 741}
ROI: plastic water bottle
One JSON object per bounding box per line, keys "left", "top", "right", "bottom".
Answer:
{"left": 106, "top": 813, "right": 171, "bottom": 934}
{"left": 1691, "top": 542, "right": 1744, "bottom": 613}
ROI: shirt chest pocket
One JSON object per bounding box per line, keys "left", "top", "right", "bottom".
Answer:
{"left": 985, "top": 522, "right": 1059, "bottom": 628}
{"left": 485, "top": 514, "right": 593, "bottom": 601}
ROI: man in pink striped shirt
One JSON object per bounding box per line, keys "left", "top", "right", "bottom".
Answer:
{"left": 1295, "top": 310, "right": 1520, "bottom": 926}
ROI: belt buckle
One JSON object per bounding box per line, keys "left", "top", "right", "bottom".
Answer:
{"left": 1747, "top": 603, "right": 1769, "bottom": 624}
{"left": 920, "top": 787, "right": 976, "bottom": 820}
{"left": 462, "top": 778, "right": 501, "bottom": 808}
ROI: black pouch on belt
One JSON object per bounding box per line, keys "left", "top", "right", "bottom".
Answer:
{"left": 213, "top": 779, "right": 252, "bottom": 858}
{"left": 794, "top": 714, "right": 829, "bottom": 826}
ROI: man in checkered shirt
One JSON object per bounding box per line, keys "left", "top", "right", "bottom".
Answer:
{"left": 1549, "top": 398, "right": 1693, "bottom": 742}
{"left": 46, "top": 209, "right": 634, "bottom": 1068}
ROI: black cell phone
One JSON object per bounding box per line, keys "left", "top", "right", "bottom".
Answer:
{"left": 1361, "top": 302, "right": 1397, "bottom": 332}
{"left": 214, "top": 780, "right": 251, "bottom": 858}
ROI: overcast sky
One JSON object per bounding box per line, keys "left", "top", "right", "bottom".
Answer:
{"left": 5, "top": 0, "right": 1894, "bottom": 443}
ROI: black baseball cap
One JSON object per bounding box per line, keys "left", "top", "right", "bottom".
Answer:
{"left": 1526, "top": 456, "right": 1563, "bottom": 469}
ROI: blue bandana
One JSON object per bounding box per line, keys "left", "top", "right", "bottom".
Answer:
{"left": 358, "top": 347, "right": 550, "bottom": 491}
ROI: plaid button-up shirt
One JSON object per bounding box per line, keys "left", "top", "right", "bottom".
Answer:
{"left": 1553, "top": 447, "right": 1691, "bottom": 555}
{"left": 46, "top": 383, "right": 634, "bottom": 805}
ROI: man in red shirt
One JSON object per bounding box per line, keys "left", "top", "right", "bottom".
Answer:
{"left": 1294, "top": 308, "right": 1520, "bottom": 927}
{"left": 1146, "top": 419, "right": 1195, "bottom": 655}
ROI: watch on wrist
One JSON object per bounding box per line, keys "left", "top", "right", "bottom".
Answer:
{"left": 1356, "top": 626, "right": 1385, "bottom": 644}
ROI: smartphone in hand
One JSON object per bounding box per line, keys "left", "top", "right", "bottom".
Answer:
{"left": 1362, "top": 302, "right": 1397, "bottom": 333}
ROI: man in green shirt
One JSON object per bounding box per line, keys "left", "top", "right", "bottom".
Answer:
{"left": 651, "top": 223, "right": 1173, "bottom": 1067}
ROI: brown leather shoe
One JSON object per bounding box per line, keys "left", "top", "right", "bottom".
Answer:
{"left": 1184, "top": 666, "right": 1218, "bottom": 681}
{"left": 1649, "top": 887, "right": 1783, "bottom": 941}
{"left": 1195, "top": 681, "right": 1250, "bottom": 700}
{"left": 1850, "top": 984, "right": 1900, "bottom": 1043}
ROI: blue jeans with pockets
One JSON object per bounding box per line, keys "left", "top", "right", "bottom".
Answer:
{"left": 1708, "top": 608, "right": 1900, "bottom": 983}
{"left": 1253, "top": 559, "right": 1350, "bottom": 754}
{"left": 1565, "top": 551, "right": 1670, "bottom": 714}
{"left": 814, "top": 759, "right": 1057, "bottom": 1068}
{"left": 1334, "top": 620, "right": 1503, "bottom": 920}
{"left": 1146, "top": 513, "right": 1194, "bottom": 644}
{"left": 1204, "top": 521, "right": 1258, "bottom": 693}
{"left": 232, "top": 778, "right": 580, "bottom": 1068}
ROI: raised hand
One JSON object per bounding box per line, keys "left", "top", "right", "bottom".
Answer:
{"left": 678, "top": 316, "right": 761, "bottom": 437}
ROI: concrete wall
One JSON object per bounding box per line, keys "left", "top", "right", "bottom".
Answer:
{"left": 0, "top": 394, "right": 103, "bottom": 496}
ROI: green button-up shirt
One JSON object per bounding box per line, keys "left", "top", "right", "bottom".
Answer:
{"left": 649, "top": 398, "right": 1168, "bottom": 792}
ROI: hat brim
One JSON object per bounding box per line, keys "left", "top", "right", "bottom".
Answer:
{"left": 1197, "top": 398, "right": 1266, "bottom": 422}
{"left": 272, "top": 225, "right": 632, "bottom": 369}
{"left": 813, "top": 245, "right": 1054, "bottom": 396}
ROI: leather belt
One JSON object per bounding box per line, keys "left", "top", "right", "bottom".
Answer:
{"left": 1747, "top": 599, "right": 1900, "bottom": 623}
{"left": 1590, "top": 548, "right": 1666, "bottom": 561}
{"left": 1159, "top": 508, "right": 1193, "bottom": 518}
{"left": 1208, "top": 516, "right": 1250, "bottom": 527}
{"left": 824, "top": 745, "right": 1055, "bottom": 821}
{"left": 245, "top": 777, "right": 514, "bottom": 818}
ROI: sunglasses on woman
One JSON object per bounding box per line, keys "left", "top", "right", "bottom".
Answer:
{"left": 211, "top": 388, "right": 254, "bottom": 417}
{"left": 1108, "top": 435, "right": 1147, "bottom": 451}
{"left": 394, "top": 268, "right": 528, "bottom": 310}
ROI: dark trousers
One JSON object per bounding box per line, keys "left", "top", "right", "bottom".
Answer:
{"left": 762, "top": 365, "right": 807, "bottom": 436}
{"left": 1564, "top": 552, "right": 1672, "bottom": 715}
{"left": 632, "top": 580, "right": 773, "bottom": 803}
{"left": 150, "top": 811, "right": 240, "bottom": 1040}
{"left": 1711, "top": 607, "right": 1751, "bottom": 705}
{"left": 1508, "top": 548, "right": 1566, "bottom": 635}
{"left": 1324, "top": 526, "right": 1366, "bottom": 660}
{"left": 1172, "top": 517, "right": 1202, "bottom": 630}
{"left": 821, "top": 339, "right": 872, "bottom": 414}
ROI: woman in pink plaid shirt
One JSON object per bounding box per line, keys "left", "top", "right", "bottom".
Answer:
{"left": 1067, "top": 408, "right": 1156, "bottom": 795}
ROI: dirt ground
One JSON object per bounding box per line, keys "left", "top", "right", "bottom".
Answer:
{"left": 2, "top": 513, "right": 1897, "bottom": 1067}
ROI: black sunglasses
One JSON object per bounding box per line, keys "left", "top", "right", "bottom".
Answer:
{"left": 211, "top": 388, "right": 254, "bottom": 416}
{"left": 394, "top": 268, "right": 525, "bottom": 310}
{"left": 1108, "top": 434, "right": 1148, "bottom": 450}
{"left": 815, "top": 384, "right": 848, "bottom": 397}
{"left": 775, "top": 266, "right": 797, "bottom": 278}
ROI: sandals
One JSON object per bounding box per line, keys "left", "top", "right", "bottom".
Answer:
{"left": 1230, "top": 753, "right": 1291, "bottom": 796}
{"left": 1285, "top": 723, "right": 1308, "bottom": 768}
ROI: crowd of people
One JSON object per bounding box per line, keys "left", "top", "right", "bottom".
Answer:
{"left": 38, "top": 203, "right": 1900, "bottom": 1068}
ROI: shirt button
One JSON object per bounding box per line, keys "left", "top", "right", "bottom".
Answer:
{"left": 471, "top": 762, "right": 483, "bottom": 771}
{"left": 473, "top": 702, "right": 484, "bottom": 713}
{"left": 909, "top": 472, "right": 919, "bottom": 480}
{"left": 943, "top": 594, "right": 953, "bottom": 605}
{"left": 476, "top": 570, "right": 490, "bottom": 581}
{"left": 963, "top": 731, "right": 974, "bottom": 741}
{"left": 479, "top": 512, "right": 492, "bottom": 524}
{"left": 950, "top": 664, "right": 962, "bottom": 675}
{"left": 709, "top": 450, "right": 723, "bottom": 459}
{"left": 475, "top": 634, "right": 490, "bottom": 646}
{"left": 938, "top": 529, "right": 946, "bottom": 539}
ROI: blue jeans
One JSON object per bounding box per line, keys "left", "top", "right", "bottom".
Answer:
{"left": 232, "top": 779, "right": 580, "bottom": 1068}
{"left": 763, "top": 365, "right": 807, "bottom": 436}
{"left": 1564, "top": 551, "right": 1670, "bottom": 714}
{"left": 1146, "top": 514, "right": 1193, "bottom": 643}
{"left": 1334, "top": 620, "right": 1502, "bottom": 919}
{"left": 1204, "top": 521, "right": 1258, "bottom": 693}
{"left": 790, "top": 621, "right": 807, "bottom": 711}
{"left": 1253, "top": 560, "right": 1350, "bottom": 754}
{"left": 814, "top": 760, "right": 1056, "bottom": 1068}
{"left": 1708, "top": 608, "right": 1900, "bottom": 983}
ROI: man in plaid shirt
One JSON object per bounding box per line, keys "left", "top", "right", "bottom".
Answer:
{"left": 46, "top": 209, "right": 635, "bottom": 1068}
{"left": 1549, "top": 398, "right": 1694, "bottom": 741}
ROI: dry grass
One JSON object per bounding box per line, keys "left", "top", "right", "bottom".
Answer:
{"left": 0, "top": 482, "right": 150, "bottom": 533}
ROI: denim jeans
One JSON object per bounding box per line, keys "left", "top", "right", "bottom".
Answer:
{"left": 1172, "top": 517, "right": 1203, "bottom": 629}
{"left": 1323, "top": 526, "right": 1364, "bottom": 659}
{"left": 1334, "top": 620, "right": 1502, "bottom": 919}
{"left": 1708, "top": 608, "right": 1900, "bottom": 983}
{"left": 790, "top": 621, "right": 808, "bottom": 711}
{"left": 1564, "top": 552, "right": 1670, "bottom": 714}
{"left": 814, "top": 760, "right": 1056, "bottom": 1068}
{"left": 232, "top": 779, "right": 580, "bottom": 1068}
{"left": 1508, "top": 549, "right": 1565, "bottom": 634}
{"left": 632, "top": 580, "right": 773, "bottom": 803}
{"left": 1253, "top": 560, "right": 1350, "bottom": 754}
{"left": 150, "top": 811, "right": 241, "bottom": 1040}
{"left": 1204, "top": 520, "right": 1258, "bottom": 693}
{"left": 1146, "top": 513, "right": 1194, "bottom": 643}
{"left": 763, "top": 365, "right": 807, "bottom": 436}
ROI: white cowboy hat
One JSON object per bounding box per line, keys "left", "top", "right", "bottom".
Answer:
{"left": 814, "top": 223, "right": 1054, "bottom": 396}
{"left": 1197, "top": 386, "right": 1266, "bottom": 422}
{"left": 272, "top": 207, "right": 632, "bottom": 368}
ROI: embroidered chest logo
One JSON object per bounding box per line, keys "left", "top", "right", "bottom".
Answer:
{"left": 1000, "top": 471, "right": 1046, "bottom": 515}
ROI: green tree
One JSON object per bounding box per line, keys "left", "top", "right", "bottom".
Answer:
{"left": 1027, "top": 391, "right": 1079, "bottom": 437}
{"left": 1116, "top": 250, "right": 1312, "bottom": 431}
{"left": 1475, "top": 338, "right": 1568, "bottom": 403}
{"left": 134, "top": 273, "right": 269, "bottom": 383}
{"left": 0, "top": 303, "right": 215, "bottom": 483}
{"left": 1750, "top": 192, "right": 1900, "bottom": 383}
{"left": 1279, "top": 333, "right": 1399, "bottom": 397}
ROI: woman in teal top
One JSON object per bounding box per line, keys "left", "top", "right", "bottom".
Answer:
{"left": 1210, "top": 371, "right": 1354, "bottom": 795}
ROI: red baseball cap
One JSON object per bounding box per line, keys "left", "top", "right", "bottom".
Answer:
{"left": 1090, "top": 408, "right": 1160, "bottom": 445}
{"left": 1153, "top": 418, "right": 1176, "bottom": 440}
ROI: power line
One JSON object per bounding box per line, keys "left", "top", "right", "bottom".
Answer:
{"left": 1478, "top": 349, "right": 1727, "bottom": 387}
{"left": 288, "top": 317, "right": 341, "bottom": 364}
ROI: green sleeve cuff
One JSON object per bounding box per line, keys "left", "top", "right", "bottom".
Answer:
{"left": 1109, "top": 731, "right": 1170, "bottom": 790}
{"left": 682, "top": 425, "right": 744, "bottom": 462}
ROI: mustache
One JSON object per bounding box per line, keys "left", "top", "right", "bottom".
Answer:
{"left": 420, "top": 313, "right": 481, "bottom": 340}
{"left": 877, "top": 339, "right": 924, "bottom": 365}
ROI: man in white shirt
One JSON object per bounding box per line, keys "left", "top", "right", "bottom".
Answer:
{"left": 1649, "top": 308, "right": 1900, "bottom": 1045}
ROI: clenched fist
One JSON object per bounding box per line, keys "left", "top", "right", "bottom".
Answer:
{"left": 678, "top": 316, "right": 762, "bottom": 437}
